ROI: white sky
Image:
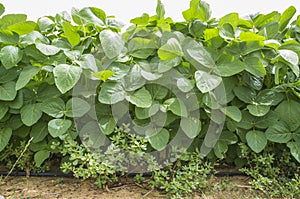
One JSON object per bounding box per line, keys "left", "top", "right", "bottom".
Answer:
{"left": 1, "top": 0, "right": 300, "bottom": 23}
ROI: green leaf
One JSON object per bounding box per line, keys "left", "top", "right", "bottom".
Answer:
{"left": 195, "top": 70, "right": 222, "bottom": 93}
{"left": 40, "top": 98, "right": 65, "bottom": 118}
{"left": 99, "top": 116, "right": 116, "bottom": 135}
{"left": 0, "top": 14, "right": 27, "bottom": 29}
{"left": 62, "top": 21, "right": 80, "bottom": 47}
{"left": 106, "top": 63, "right": 130, "bottom": 81}
{"left": 20, "top": 104, "right": 43, "bottom": 126}
{"left": 93, "top": 70, "right": 115, "bottom": 82}
{"left": 244, "top": 57, "right": 266, "bottom": 77}
{"left": 0, "top": 4, "right": 5, "bottom": 16}
{"left": 146, "top": 84, "right": 168, "bottom": 100}
{"left": 8, "top": 21, "right": 37, "bottom": 35}
{"left": 36, "top": 43, "right": 60, "bottom": 56}
{"left": 278, "top": 49, "right": 299, "bottom": 76}
{"left": 156, "top": 0, "right": 165, "bottom": 20}
{"left": 0, "top": 45, "right": 23, "bottom": 69}
{"left": 246, "top": 130, "right": 267, "bottom": 153}
{"left": 0, "top": 81, "right": 17, "bottom": 101}
{"left": 287, "top": 142, "right": 300, "bottom": 163}
{"left": 65, "top": 97, "right": 91, "bottom": 118}
{"left": 30, "top": 122, "right": 49, "bottom": 143}
{"left": 182, "top": 0, "right": 211, "bottom": 21}
{"left": 275, "top": 100, "right": 300, "bottom": 131}
{"left": 0, "top": 128, "right": 12, "bottom": 152}
{"left": 158, "top": 38, "right": 183, "bottom": 60}
{"left": 34, "top": 150, "right": 50, "bottom": 167}
{"left": 126, "top": 87, "right": 152, "bottom": 108}
{"left": 183, "top": 38, "right": 215, "bottom": 69}
{"left": 100, "top": 29, "right": 124, "bottom": 59}
{"left": 239, "top": 32, "right": 265, "bottom": 41}
{"left": 71, "top": 7, "right": 105, "bottom": 26}
{"left": 98, "top": 81, "right": 126, "bottom": 104}
{"left": 135, "top": 101, "right": 160, "bottom": 119}
{"left": 53, "top": 64, "right": 82, "bottom": 94}
{"left": 130, "top": 13, "right": 149, "bottom": 25}
{"left": 177, "top": 78, "right": 194, "bottom": 92}
{"left": 219, "top": 131, "right": 238, "bottom": 145}
{"left": 163, "top": 98, "right": 188, "bottom": 117}
{"left": 247, "top": 104, "right": 270, "bottom": 117}
{"left": 181, "top": 117, "right": 201, "bottom": 138}
{"left": 221, "top": 106, "right": 242, "bottom": 122}
{"left": 0, "top": 103, "right": 8, "bottom": 120}
{"left": 48, "top": 119, "right": 72, "bottom": 137}
{"left": 37, "top": 17, "right": 54, "bottom": 32}
{"left": 219, "top": 23, "right": 235, "bottom": 40}
{"left": 213, "top": 140, "right": 228, "bottom": 159}
{"left": 0, "top": 30, "right": 19, "bottom": 43}
{"left": 148, "top": 128, "right": 169, "bottom": 151}
{"left": 233, "top": 86, "right": 256, "bottom": 104}
{"left": 16, "top": 66, "right": 40, "bottom": 90}
{"left": 123, "top": 64, "right": 146, "bottom": 91}
{"left": 279, "top": 6, "right": 296, "bottom": 31}
{"left": 216, "top": 56, "right": 245, "bottom": 77}
{"left": 266, "top": 120, "right": 292, "bottom": 143}
{"left": 219, "top": 13, "right": 239, "bottom": 30}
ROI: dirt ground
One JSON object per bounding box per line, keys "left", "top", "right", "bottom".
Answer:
{"left": 0, "top": 175, "right": 266, "bottom": 199}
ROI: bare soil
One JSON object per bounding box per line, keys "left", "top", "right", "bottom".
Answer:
{"left": 0, "top": 175, "right": 266, "bottom": 199}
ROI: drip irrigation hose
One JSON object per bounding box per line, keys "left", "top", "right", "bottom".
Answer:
{"left": 0, "top": 171, "right": 247, "bottom": 177}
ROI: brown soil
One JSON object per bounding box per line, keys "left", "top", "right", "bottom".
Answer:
{"left": 0, "top": 175, "right": 265, "bottom": 199}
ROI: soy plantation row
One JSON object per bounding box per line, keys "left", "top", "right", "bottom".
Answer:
{"left": 0, "top": 0, "right": 300, "bottom": 170}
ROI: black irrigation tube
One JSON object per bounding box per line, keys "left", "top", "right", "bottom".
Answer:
{"left": 0, "top": 171, "right": 247, "bottom": 177}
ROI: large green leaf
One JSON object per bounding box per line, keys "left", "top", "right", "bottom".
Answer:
{"left": 0, "top": 81, "right": 17, "bottom": 101}
{"left": 148, "top": 128, "right": 169, "bottom": 151}
{"left": 0, "top": 128, "right": 12, "bottom": 152}
{"left": 182, "top": 0, "right": 211, "bottom": 22}
{"left": 221, "top": 106, "right": 242, "bottom": 122}
{"left": 216, "top": 56, "right": 245, "bottom": 77}
{"left": 65, "top": 97, "right": 91, "bottom": 118}
{"left": 126, "top": 87, "right": 152, "bottom": 108}
{"left": 279, "top": 6, "right": 296, "bottom": 31}
{"left": 53, "top": 64, "right": 82, "bottom": 94}
{"left": 0, "top": 45, "right": 23, "bottom": 69}
{"left": 247, "top": 104, "right": 270, "bottom": 117}
{"left": 34, "top": 150, "right": 50, "bottom": 167}
{"left": 0, "top": 14, "right": 27, "bottom": 29}
{"left": 16, "top": 66, "right": 40, "bottom": 90}
{"left": 99, "top": 116, "right": 116, "bottom": 135}
{"left": 219, "top": 23, "right": 235, "bottom": 40}
{"left": 163, "top": 98, "right": 188, "bottom": 117}
{"left": 233, "top": 86, "right": 256, "bottom": 103}
{"left": 48, "top": 119, "right": 72, "bottom": 137}
{"left": 30, "top": 122, "right": 49, "bottom": 143}
{"left": 183, "top": 38, "right": 215, "bottom": 69}
{"left": 71, "top": 7, "right": 105, "bottom": 26}
{"left": 156, "top": 0, "right": 165, "bottom": 20}
{"left": 135, "top": 101, "right": 160, "bottom": 119}
{"left": 40, "top": 98, "right": 65, "bottom": 118}
{"left": 158, "top": 38, "right": 183, "bottom": 60}
{"left": 62, "top": 21, "right": 80, "bottom": 47}
{"left": 246, "top": 130, "right": 267, "bottom": 153}
{"left": 244, "top": 57, "right": 266, "bottom": 77}
{"left": 98, "top": 81, "right": 126, "bottom": 104}
{"left": 275, "top": 100, "right": 300, "bottom": 131}
{"left": 287, "top": 141, "right": 300, "bottom": 163}
{"left": 195, "top": 70, "right": 222, "bottom": 93}
{"left": 36, "top": 43, "right": 60, "bottom": 56}
{"left": 8, "top": 21, "right": 37, "bottom": 35}
{"left": 100, "top": 29, "right": 124, "bottom": 59}
{"left": 266, "top": 120, "right": 292, "bottom": 143}
{"left": 0, "top": 103, "right": 8, "bottom": 120}
{"left": 278, "top": 49, "right": 299, "bottom": 76}
{"left": 123, "top": 64, "right": 146, "bottom": 91}
{"left": 181, "top": 117, "right": 201, "bottom": 138}
{"left": 20, "top": 104, "right": 43, "bottom": 126}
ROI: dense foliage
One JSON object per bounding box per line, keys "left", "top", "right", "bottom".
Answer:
{"left": 0, "top": 0, "right": 300, "bottom": 197}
